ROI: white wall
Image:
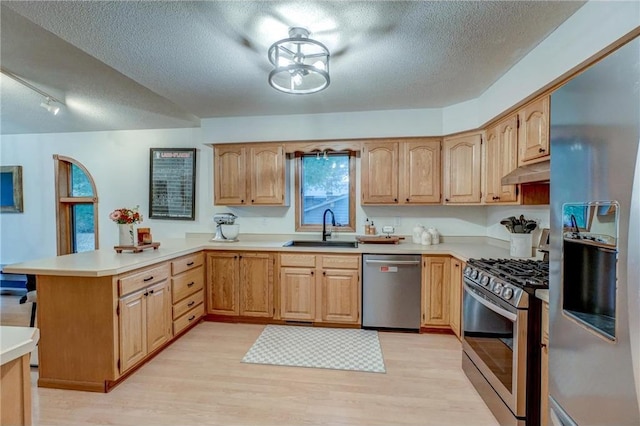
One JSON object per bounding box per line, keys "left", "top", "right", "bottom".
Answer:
{"left": 2, "top": 1, "right": 637, "bottom": 264}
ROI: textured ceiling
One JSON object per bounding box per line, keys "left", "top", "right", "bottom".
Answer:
{"left": 0, "top": 1, "right": 585, "bottom": 135}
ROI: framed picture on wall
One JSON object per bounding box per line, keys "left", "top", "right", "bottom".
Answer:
{"left": 1, "top": 165, "right": 23, "bottom": 213}
{"left": 149, "top": 148, "right": 196, "bottom": 220}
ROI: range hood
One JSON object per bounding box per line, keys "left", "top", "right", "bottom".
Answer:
{"left": 501, "top": 159, "right": 550, "bottom": 185}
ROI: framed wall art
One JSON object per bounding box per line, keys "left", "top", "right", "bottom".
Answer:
{"left": 149, "top": 148, "right": 196, "bottom": 220}
{"left": 1, "top": 165, "right": 23, "bottom": 213}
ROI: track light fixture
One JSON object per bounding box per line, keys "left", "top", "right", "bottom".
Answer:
{"left": 0, "top": 67, "right": 64, "bottom": 115}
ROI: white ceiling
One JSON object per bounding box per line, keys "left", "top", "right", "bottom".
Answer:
{"left": 0, "top": 1, "right": 586, "bottom": 135}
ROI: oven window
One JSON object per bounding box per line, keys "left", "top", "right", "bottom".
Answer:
{"left": 463, "top": 291, "right": 514, "bottom": 392}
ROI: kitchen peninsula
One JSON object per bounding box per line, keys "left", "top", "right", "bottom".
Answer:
{"left": 4, "top": 235, "right": 515, "bottom": 392}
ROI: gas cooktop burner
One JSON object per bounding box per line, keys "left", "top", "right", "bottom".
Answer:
{"left": 467, "top": 258, "right": 549, "bottom": 289}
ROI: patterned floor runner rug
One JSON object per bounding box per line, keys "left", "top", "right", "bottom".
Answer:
{"left": 242, "top": 325, "right": 386, "bottom": 373}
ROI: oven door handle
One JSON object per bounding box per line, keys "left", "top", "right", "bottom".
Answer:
{"left": 463, "top": 281, "right": 517, "bottom": 322}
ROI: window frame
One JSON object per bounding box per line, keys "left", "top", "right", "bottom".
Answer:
{"left": 294, "top": 151, "right": 356, "bottom": 232}
{"left": 53, "top": 155, "right": 99, "bottom": 255}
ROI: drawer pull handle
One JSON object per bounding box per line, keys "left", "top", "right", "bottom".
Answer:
{"left": 187, "top": 301, "right": 195, "bottom": 307}
{"left": 149, "top": 289, "right": 154, "bottom": 294}
{"left": 187, "top": 262, "right": 194, "bottom": 266}
{"left": 143, "top": 276, "right": 154, "bottom": 282}
{"left": 188, "top": 315, "right": 196, "bottom": 321}
{"left": 187, "top": 281, "right": 195, "bottom": 287}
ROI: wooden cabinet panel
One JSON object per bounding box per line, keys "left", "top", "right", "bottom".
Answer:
{"left": 214, "top": 145, "right": 247, "bottom": 205}
{"left": 118, "top": 263, "right": 169, "bottom": 297}
{"left": 172, "top": 289, "right": 204, "bottom": 320}
{"left": 449, "top": 259, "right": 464, "bottom": 339}
{"left": 421, "top": 256, "right": 451, "bottom": 327}
{"left": 145, "top": 281, "right": 172, "bottom": 354}
{"left": 321, "top": 255, "right": 360, "bottom": 270}
{"left": 443, "top": 132, "right": 482, "bottom": 204}
{"left": 541, "top": 301, "right": 549, "bottom": 426}
{"left": 400, "top": 140, "right": 441, "bottom": 204}
{"left": 280, "top": 267, "right": 316, "bottom": 321}
{"left": 484, "top": 115, "right": 519, "bottom": 204}
{"left": 171, "top": 266, "right": 204, "bottom": 303}
{"left": 206, "top": 252, "right": 239, "bottom": 315}
{"left": 249, "top": 144, "right": 285, "bottom": 205}
{"left": 280, "top": 253, "right": 316, "bottom": 268}
{"left": 361, "top": 142, "right": 399, "bottom": 204}
{"left": 239, "top": 253, "right": 273, "bottom": 317}
{"left": 320, "top": 269, "right": 360, "bottom": 324}
{"left": 518, "top": 96, "right": 550, "bottom": 165}
{"left": 171, "top": 252, "right": 204, "bottom": 276}
{"left": 1, "top": 355, "right": 31, "bottom": 426}
{"left": 119, "top": 289, "right": 147, "bottom": 373}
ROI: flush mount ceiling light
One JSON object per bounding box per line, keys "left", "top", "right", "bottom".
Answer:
{"left": 268, "top": 27, "right": 330, "bottom": 95}
{"left": 0, "top": 67, "right": 64, "bottom": 115}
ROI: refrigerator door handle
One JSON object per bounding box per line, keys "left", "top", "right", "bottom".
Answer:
{"left": 549, "top": 396, "right": 578, "bottom": 426}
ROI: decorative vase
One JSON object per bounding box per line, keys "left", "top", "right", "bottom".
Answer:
{"left": 118, "top": 223, "right": 135, "bottom": 246}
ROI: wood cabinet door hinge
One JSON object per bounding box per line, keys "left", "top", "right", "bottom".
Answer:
{"left": 517, "top": 116, "right": 521, "bottom": 128}
{"left": 116, "top": 305, "right": 120, "bottom": 316}
{"left": 516, "top": 186, "right": 520, "bottom": 196}
{"left": 117, "top": 359, "right": 120, "bottom": 370}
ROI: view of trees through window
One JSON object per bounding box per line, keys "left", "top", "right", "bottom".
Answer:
{"left": 70, "top": 164, "right": 95, "bottom": 252}
{"left": 300, "top": 154, "right": 350, "bottom": 226}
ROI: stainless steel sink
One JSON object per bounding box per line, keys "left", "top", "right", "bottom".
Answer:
{"left": 282, "top": 240, "right": 359, "bottom": 248}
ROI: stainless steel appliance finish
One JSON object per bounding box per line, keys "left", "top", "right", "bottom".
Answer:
{"left": 211, "top": 212, "right": 238, "bottom": 241}
{"left": 462, "top": 258, "right": 547, "bottom": 426}
{"left": 362, "top": 254, "right": 421, "bottom": 330}
{"left": 549, "top": 36, "right": 640, "bottom": 425}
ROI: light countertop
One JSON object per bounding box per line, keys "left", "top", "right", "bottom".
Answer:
{"left": 0, "top": 326, "right": 39, "bottom": 365}
{"left": 536, "top": 289, "right": 549, "bottom": 303}
{"left": 2, "top": 234, "right": 530, "bottom": 277}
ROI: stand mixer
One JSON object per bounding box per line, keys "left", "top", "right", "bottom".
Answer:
{"left": 211, "top": 213, "right": 239, "bottom": 242}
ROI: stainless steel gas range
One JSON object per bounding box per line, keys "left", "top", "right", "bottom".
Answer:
{"left": 461, "top": 258, "right": 549, "bottom": 426}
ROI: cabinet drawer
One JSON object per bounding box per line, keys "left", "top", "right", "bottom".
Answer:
{"left": 119, "top": 263, "right": 169, "bottom": 296}
{"left": 173, "top": 303, "right": 204, "bottom": 335}
{"left": 171, "top": 267, "right": 204, "bottom": 303}
{"left": 321, "top": 255, "right": 360, "bottom": 270}
{"left": 171, "top": 252, "right": 204, "bottom": 276}
{"left": 173, "top": 289, "right": 204, "bottom": 320}
{"left": 280, "top": 253, "right": 316, "bottom": 267}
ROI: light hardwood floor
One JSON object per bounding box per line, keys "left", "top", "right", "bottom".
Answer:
{"left": 2, "top": 295, "right": 498, "bottom": 426}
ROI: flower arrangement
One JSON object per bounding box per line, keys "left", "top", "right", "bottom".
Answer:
{"left": 109, "top": 206, "right": 143, "bottom": 225}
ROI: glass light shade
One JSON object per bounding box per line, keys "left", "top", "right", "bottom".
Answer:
{"left": 268, "top": 27, "right": 330, "bottom": 94}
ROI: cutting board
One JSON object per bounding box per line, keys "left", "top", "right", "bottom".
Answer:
{"left": 356, "top": 235, "right": 403, "bottom": 244}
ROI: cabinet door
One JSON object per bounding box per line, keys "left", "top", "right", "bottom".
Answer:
{"left": 119, "top": 289, "right": 147, "bottom": 373}
{"left": 443, "top": 133, "right": 482, "bottom": 204}
{"left": 239, "top": 253, "right": 273, "bottom": 318}
{"left": 449, "top": 259, "right": 463, "bottom": 339}
{"left": 541, "top": 301, "right": 549, "bottom": 426}
{"left": 280, "top": 267, "right": 316, "bottom": 321}
{"left": 421, "top": 256, "right": 451, "bottom": 326}
{"left": 361, "top": 142, "right": 398, "bottom": 204}
{"left": 146, "top": 280, "right": 172, "bottom": 354}
{"left": 399, "top": 139, "right": 441, "bottom": 204}
{"left": 214, "top": 145, "right": 247, "bottom": 205}
{"left": 484, "top": 116, "right": 518, "bottom": 204}
{"left": 206, "top": 253, "right": 239, "bottom": 315}
{"left": 249, "top": 144, "right": 285, "bottom": 205}
{"left": 518, "top": 96, "right": 550, "bottom": 164}
{"left": 320, "top": 269, "right": 360, "bottom": 324}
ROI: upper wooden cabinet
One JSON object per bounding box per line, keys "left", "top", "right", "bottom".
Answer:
{"left": 214, "top": 143, "right": 287, "bottom": 206}
{"left": 484, "top": 115, "right": 519, "bottom": 204}
{"left": 442, "top": 132, "right": 482, "bottom": 204}
{"left": 361, "top": 138, "right": 441, "bottom": 205}
{"left": 518, "top": 96, "right": 550, "bottom": 165}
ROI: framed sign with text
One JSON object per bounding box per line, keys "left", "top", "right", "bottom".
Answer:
{"left": 149, "top": 148, "right": 196, "bottom": 220}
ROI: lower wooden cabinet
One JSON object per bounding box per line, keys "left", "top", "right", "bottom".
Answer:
{"left": 421, "top": 256, "right": 451, "bottom": 328}
{"left": 118, "top": 280, "right": 172, "bottom": 374}
{"left": 449, "top": 258, "right": 464, "bottom": 339}
{"left": 171, "top": 252, "right": 205, "bottom": 335}
{"left": 206, "top": 251, "right": 274, "bottom": 318}
{"left": 279, "top": 253, "right": 361, "bottom": 325}
{"left": 541, "top": 300, "right": 549, "bottom": 426}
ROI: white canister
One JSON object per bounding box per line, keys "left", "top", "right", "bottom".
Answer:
{"left": 412, "top": 224, "right": 425, "bottom": 244}
{"left": 428, "top": 227, "right": 440, "bottom": 245}
{"left": 421, "top": 230, "right": 432, "bottom": 245}
{"left": 510, "top": 233, "right": 533, "bottom": 258}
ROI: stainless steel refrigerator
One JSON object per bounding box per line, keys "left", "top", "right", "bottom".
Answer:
{"left": 549, "top": 35, "right": 640, "bottom": 425}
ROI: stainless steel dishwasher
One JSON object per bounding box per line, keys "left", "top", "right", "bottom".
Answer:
{"left": 362, "top": 254, "right": 422, "bottom": 330}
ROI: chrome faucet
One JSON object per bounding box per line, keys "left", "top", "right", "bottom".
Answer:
{"left": 322, "top": 208, "right": 336, "bottom": 241}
